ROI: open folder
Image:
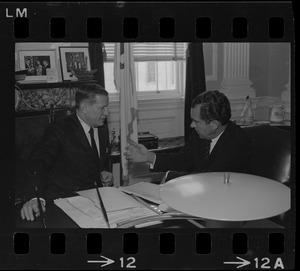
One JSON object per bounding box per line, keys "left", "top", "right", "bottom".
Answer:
{"left": 54, "top": 187, "right": 162, "bottom": 228}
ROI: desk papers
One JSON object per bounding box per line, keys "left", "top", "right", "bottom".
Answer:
{"left": 77, "top": 187, "right": 142, "bottom": 211}
{"left": 119, "top": 182, "right": 163, "bottom": 204}
{"left": 54, "top": 187, "right": 160, "bottom": 228}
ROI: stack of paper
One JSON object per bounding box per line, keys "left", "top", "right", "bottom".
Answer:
{"left": 54, "top": 187, "right": 161, "bottom": 228}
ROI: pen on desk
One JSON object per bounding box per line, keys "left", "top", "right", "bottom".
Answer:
{"left": 35, "top": 186, "right": 47, "bottom": 229}
{"left": 94, "top": 181, "right": 110, "bottom": 228}
{"left": 131, "top": 194, "right": 162, "bottom": 215}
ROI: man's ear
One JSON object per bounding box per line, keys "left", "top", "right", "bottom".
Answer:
{"left": 210, "top": 120, "right": 220, "bottom": 130}
{"left": 80, "top": 102, "right": 88, "bottom": 114}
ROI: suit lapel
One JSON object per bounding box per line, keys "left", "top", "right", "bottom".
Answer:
{"left": 204, "top": 123, "right": 232, "bottom": 165}
{"left": 98, "top": 126, "right": 109, "bottom": 171}
{"left": 72, "top": 114, "right": 109, "bottom": 171}
{"left": 72, "top": 115, "right": 100, "bottom": 165}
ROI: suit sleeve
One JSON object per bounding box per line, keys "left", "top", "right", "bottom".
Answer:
{"left": 23, "top": 123, "right": 65, "bottom": 200}
{"left": 99, "top": 124, "right": 111, "bottom": 173}
{"left": 152, "top": 132, "right": 199, "bottom": 172}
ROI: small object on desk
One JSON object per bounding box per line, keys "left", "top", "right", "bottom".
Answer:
{"left": 223, "top": 173, "right": 230, "bottom": 184}
{"left": 254, "top": 120, "right": 271, "bottom": 125}
{"left": 110, "top": 128, "right": 120, "bottom": 152}
{"left": 270, "top": 104, "right": 285, "bottom": 123}
{"left": 138, "top": 132, "right": 159, "bottom": 149}
{"left": 161, "top": 170, "right": 171, "bottom": 184}
{"left": 94, "top": 181, "right": 110, "bottom": 228}
{"left": 35, "top": 186, "right": 47, "bottom": 229}
{"left": 240, "top": 95, "right": 254, "bottom": 125}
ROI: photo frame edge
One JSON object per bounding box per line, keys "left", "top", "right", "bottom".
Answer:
{"left": 18, "top": 50, "right": 57, "bottom": 81}
{"left": 58, "top": 46, "right": 91, "bottom": 81}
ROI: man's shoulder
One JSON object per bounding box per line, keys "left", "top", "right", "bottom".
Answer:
{"left": 50, "top": 113, "right": 78, "bottom": 129}
{"left": 224, "top": 121, "right": 250, "bottom": 141}
{"left": 227, "top": 121, "right": 245, "bottom": 132}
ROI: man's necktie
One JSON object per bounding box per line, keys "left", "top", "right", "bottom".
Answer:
{"left": 204, "top": 139, "right": 212, "bottom": 160}
{"left": 89, "top": 127, "right": 99, "bottom": 160}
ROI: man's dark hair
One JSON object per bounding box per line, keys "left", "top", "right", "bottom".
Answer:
{"left": 191, "top": 90, "right": 231, "bottom": 125}
{"left": 75, "top": 83, "right": 108, "bottom": 109}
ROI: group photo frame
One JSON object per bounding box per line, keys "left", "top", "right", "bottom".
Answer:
{"left": 59, "top": 46, "right": 91, "bottom": 81}
{"left": 19, "top": 50, "right": 56, "bottom": 81}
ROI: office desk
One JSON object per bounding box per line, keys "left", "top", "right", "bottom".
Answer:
{"left": 15, "top": 201, "right": 78, "bottom": 229}
{"left": 15, "top": 199, "right": 282, "bottom": 229}
{"left": 14, "top": 198, "right": 206, "bottom": 229}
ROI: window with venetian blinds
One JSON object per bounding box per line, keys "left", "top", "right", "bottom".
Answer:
{"left": 103, "top": 42, "right": 187, "bottom": 95}
{"left": 103, "top": 42, "right": 187, "bottom": 61}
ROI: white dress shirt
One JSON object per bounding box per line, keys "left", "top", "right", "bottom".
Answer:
{"left": 77, "top": 114, "right": 100, "bottom": 157}
{"left": 209, "top": 130, "right": 224, "bottom": 153}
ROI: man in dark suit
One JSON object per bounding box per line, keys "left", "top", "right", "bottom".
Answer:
{"left": 21, "top": 83, "right": 113, "bottom": 221}
{"left": 42, "top": 59, "right": 50, "bottom": 75}
{"left": 124, "top": 90, "right": 251, "bottom": 181}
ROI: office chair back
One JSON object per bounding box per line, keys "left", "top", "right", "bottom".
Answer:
{"left": 243, "top": 125, "right": 292, "bottom": 228}
{"left": 243, "top": 125, "right": 291, "bottom": 185}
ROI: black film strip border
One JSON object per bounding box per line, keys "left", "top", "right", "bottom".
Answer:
{"left": 0, "top": 1, "right": 295, "bottom": 270}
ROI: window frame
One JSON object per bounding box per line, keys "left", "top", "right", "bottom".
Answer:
{"left": 103, "top": 42, "right": 187, "bottom": 101}
{"left": 146, "top": 61, "right": 157, "bottom": 84}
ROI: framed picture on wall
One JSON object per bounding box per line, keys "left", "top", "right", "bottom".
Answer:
{"left": 59, "top": 47, "right": 91, "bottom": 81}
{"left": 19, "top": 50, "right": 56, "bottom": 81}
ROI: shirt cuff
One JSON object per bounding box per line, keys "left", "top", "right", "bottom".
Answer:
{"left": 149, "top": 153, "right": 157, "bottom": 169}
{"left": 30, "top": 197, "right": 46, "bottom": 206}
{"left": 161, "top": 170, "right": 171, "bottom": 184}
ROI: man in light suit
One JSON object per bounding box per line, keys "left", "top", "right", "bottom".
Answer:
{"left": 21, "top": 83, "right": 113, "bottom": 221}
{"left": 124, "top": 90, "right": 251, "bottom": 181}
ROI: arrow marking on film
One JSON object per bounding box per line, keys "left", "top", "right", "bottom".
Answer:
{"left": 223, "top": 256, "right": 251, "bottom": 269}
{"left": 87, "top": 255, "right": 115, "bottom": 267}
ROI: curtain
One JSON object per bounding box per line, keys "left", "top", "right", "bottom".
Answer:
{"left": 88, "top": 43, "right": 105, "bottom": 87}
{"left": 114, "top": 43, "right": 138, "bottom": 185}
{"left": 184, "top": 42, "right": 206, "bottom": 142}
